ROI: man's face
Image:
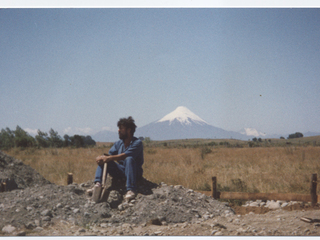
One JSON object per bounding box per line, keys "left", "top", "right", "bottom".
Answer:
{"left": 118, "top": 125, "right": 130, "bottom": 140}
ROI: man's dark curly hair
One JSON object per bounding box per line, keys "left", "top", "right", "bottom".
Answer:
{"left": 117, "top": 116, "right": 137, "bottom": 135}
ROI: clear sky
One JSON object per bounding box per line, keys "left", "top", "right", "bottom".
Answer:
{"left": 1, "top": 5, "right": 320, "bottom": 137}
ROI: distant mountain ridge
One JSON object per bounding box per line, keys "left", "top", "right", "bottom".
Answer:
{"left": 92, "top": 130, "right": 118, "bottom": 142}
{"left": 91, "top": 106, "right": 320, "bottom": 142}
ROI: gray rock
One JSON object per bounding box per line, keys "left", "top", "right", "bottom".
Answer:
{"left": 211, "top": 230, "right": 218, "bottom": 235}
{"left": 118, "top": 204, "right": 125, "bottom": 211}
{"left": 268, "top": 201, "right": 281, "bottom": 209}
{"left": 2, "top": 225, "right": 16, "bottom": 234}
{"left": 17, "top": 231, "right": 26, "bottom": 236}
{"left": 41, "top": 209, "right": 52, "bottom": 217}
{"left": 100, "top": 223, "right": 108, "bottom": 228}
{"left": 34, "top": 227, "right": 44, "bottom": 231}
{"left": 202, "top": 214, "right": 210, "bottom": 220}
{"left": 259, "top": 202, "right": 266, "bottom": 207}
{"left": 34, "top": 219, "right": 41, "bottom": 227}
{"left": 108, "top": 190, "right": 122, "bottom": 208}
{"left": 25, "top": 222, "right": 36, "bottom": 229}
{"left": 42, "top": 216, "right": 51, "bottom": 221}
{"left": 56, "top": 203, "right": 63, "bottom": 208}
{"left": 249, "top": 202, "right": 260, "bottom": 207}
{"left": 215, "top": 231, "right": 223, "bottom": 236}
{"left": 26, "top": 206, "right": 33, "bottom": 211}
{"left": 73, "top": 208, "right": 80, "bottom": 213}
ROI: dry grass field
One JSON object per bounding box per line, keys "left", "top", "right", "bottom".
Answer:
{"left": 3, "top": 137, "right": 320, "bottom": 195}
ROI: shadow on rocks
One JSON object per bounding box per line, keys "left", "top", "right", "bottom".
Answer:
{"left": 108, "top": 176, "right": 158, "bottom": 196}
{"left": 96, "top": 175, "right": 159, "bottom": 209}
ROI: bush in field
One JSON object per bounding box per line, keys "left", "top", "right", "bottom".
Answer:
{"left": 207, "top": 141, "right": 217, "bottom": 146}
{"left": 219, "top": 141, "right": 230, "bottom": 146}
{"left": 287, "top": 132, "right": 303, "bottom": 139}
{"left": 200, "top": 146, "right": 212, "bottom": 159}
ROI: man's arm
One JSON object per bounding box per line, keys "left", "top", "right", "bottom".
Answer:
{"left": 96, "top": 153, "right": 127, "bottom": 165}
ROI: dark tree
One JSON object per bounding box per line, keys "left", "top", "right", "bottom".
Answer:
{"left": 14, "top": 126, "right": 35, "bottom": 148}
{"left": 0, "top": 127, "right": 15, "bottom": 149}
{"left": 35, "top": 130, "right": 50, "bottom": 148}
{"left": 48, "top": 128, "right": 63, "bottom": 148}
{"left": 83, "top": 135, "right": 96, "bottom": 146}
{"left": 63, "top": 134, "right": 71, "bottom": 147}
{"left": 71, "top": 135, "right": 84, "bottom": 148}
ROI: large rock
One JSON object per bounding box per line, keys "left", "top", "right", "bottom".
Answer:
{"left": 2, "top": 225, "right": 16, "bottom": 234}
{"left": 267, "top": 200, "right": 281, "bottom": 209}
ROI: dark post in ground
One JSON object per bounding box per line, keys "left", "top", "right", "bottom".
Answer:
{"left": 311, "top": 173, "right": 317, "bottom": 206}
{"left": 212, "top": 176, "right": 217, "bottom": 199}
{"left": 1, "top": 182, "right": 6, "bottom": 192}
{"left": 67, "top": 173, "right": 73, "bottom": 185}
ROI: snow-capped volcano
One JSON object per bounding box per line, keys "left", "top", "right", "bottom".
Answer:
{"left": 135, "top": 106, "right": 247, "bottom": 140}
{"left": 157, "top": 106, "right": 208, "bottom": 126}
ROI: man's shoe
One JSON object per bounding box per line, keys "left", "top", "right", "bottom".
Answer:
{"left": 86, "top": 182, "right": 101, "bottom": 196}
{"left": 124, "top": 190, "right": 136, "bottom": 201}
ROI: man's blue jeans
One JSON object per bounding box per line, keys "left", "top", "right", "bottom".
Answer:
{"left": 94, "top": 156, "right": 139, "bottom": 192}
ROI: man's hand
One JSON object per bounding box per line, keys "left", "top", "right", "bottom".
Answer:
{"left": 96, "top": 155, "right": 110, "bottom": 165}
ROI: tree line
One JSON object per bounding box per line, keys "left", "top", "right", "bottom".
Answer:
{"left": 0, "top": 125, "right": 96, "bottom": 150}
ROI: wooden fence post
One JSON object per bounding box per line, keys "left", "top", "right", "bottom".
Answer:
{"left": 311, "top": 173, "right": 317, "bottom": 206}
{"left": 1, "top": 182, "right": 6, "bottom": 192}
{"left": 67, "top": 173, "right": 73, "bottom": 185}
{"left": 212, "top": 176, "right": 217, "bottom": 199}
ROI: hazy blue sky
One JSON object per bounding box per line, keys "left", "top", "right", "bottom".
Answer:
{"left": 1, "top": 6, "right": 320, "bottom": 136}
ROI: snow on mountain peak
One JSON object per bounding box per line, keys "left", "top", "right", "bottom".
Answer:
{"left": 157, "top": 106, "right": 208, "bottom": 125}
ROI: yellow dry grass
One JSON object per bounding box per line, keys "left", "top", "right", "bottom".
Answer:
{"left": 3, "top": 144, "right": 320, "bottom": 194}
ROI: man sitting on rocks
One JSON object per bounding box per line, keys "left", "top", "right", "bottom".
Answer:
{"left": 88, "top": 116, "right": 144, "bottom": 201}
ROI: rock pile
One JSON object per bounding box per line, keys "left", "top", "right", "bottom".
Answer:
{"left": 0, "top": 151, "right": 235, "bottom": 235}
{"left": 0, "top": 151, "right": 50, "bottom": 191}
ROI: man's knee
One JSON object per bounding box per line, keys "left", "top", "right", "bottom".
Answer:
{"left": 125, "top": 156, "right": 135, "bottom": 165}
